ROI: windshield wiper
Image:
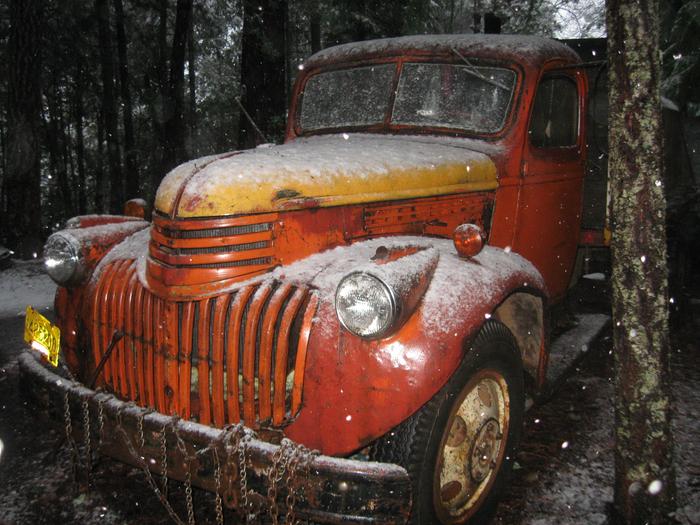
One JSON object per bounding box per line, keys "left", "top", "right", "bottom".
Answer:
{"left": 450, "top": 47, "right": 510, "bottom": 91}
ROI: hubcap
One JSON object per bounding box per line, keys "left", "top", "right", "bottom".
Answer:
{"left": 434, "top": 371, "right": 509, "bottom": 523}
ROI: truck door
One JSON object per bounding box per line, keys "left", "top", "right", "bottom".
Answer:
{"left": 515, "top": 69, "right": 587, "bottom": 302}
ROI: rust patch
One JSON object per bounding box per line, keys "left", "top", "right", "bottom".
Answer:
{"left": 446, "top": 415, "right": 468, "bottom": 447}
{"left": 441, "top": 480, "right": 463, "bottom": 501}
{"left": 274, "top": 189, "right": 302, "bottom": 200}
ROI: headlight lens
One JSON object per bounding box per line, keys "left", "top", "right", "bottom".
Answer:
{"left": 335, "top": 272, "right": 397, "bottom": 339}
{"left": 44, "top": 233, "right": 84, "bottom": 285}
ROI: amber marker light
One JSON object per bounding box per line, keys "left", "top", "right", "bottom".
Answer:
{"left": 453, "top": 223, "right": 485, "bottom": 258}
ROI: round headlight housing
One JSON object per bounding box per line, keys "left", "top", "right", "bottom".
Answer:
{"left": 44, "top": 233, "right": 85, "bottom": 286}
{"left": 335, "top": 272, "right": 398, "bottom": 339}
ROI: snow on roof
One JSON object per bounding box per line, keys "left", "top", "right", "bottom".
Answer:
{"left": 305, "top": 34, "right": 580, "bottom": 69}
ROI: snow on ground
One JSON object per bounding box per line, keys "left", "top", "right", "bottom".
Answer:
{"left": 0, "top": 261, "right": 55, "bottom": 318}
{"left": 0, "top": 262, "right": 698, "bottom": 524}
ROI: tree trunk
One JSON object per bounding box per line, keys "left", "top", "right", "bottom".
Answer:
{"left": 114, "top": 0, "right": 139, "bottom": 200}
{"left": 159, "top": 0, "right": 193, "bottom": 178}
{"left": 187, "top": 9, "right": 197, "bottom": 152}
{"left": 238, "top": 0, "right": 288, "bottom": 149}
{"left": 46, "top": 75, "right": 74, "bottom": 221}
{"left": 606, "top": 0, "right": 676, "bottom": 523}
{"left": 95, "top": 108, "right": 105, "bottom": 213}
{"left": 309, "top": 0, "right": 321, "bottom": 53}
{"left": 4, "top": 0, "right": 43, "bottom": 257}
{"left": 74, "top": 63, "right": 87, "bottom": 215}
{"left": 95, "top": 0, "right": 123, "bottom": 213}
{"left": 151, "top": 0, "right": 169, "bottom": 194}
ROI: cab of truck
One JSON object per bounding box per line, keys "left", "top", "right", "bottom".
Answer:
{"left": 23, "top": 35, "right": 589, "bottom": 524}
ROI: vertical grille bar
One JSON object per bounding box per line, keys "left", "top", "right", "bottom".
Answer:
{"left": 197, "top": 298, "right": 213, "bottom": 425}
{"left": 143, "top": 291, "right": 156, "bottom": 408}
{"left": 243, "top": 284, "right": 273, "bottom": 426}
{"left": 258, "top": 283, "right": 294, "bottom": 423}
{"left": 292, "top": 293, "right": 319, "bottom": 415}
{"left": 99, "top": 261, "right": 122, "bottom": 385}
{"left": 91, "top": 263, "right": 109, "bottom": 385}
{"left": 178, "top": 302, "right": 195, "bottom": 420}
{"left": 91, "top": 265, "right": 316, "bottom": 428}
{"left": 133, "top": 281, "right": 146, "bottom": 405}
{"left": 211, "top": 295, "right": 230, "bottom": 427}
{"left": 153, "top": 296, "right": 166, "bottom": 413}
{"left": 272, "top": 288, "right": 306, "bottom": 426}
{"left": 164, "top": 301, "right": 180, "bottom": 416}
{"left": 225, "top": 287, "right": 254, "bottom": 424}
{"left": 113, "top": 262, "right": 132, "bottom": 396}
{"left": 124, "top": 269, "right": 138, "bottom": 401}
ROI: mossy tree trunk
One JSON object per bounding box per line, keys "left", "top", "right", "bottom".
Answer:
{"left": 4, "top": 0, "right": 44, "bottom": 258}
{"left": 606, "top": 0, "right": 676, "bottom": 523}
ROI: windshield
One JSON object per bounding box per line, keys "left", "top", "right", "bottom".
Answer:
{"left": 298, "top": 61, "right": 516, "bottom": 134}
{"left": 300, "top": 64, "right": 396, "bottom": 130}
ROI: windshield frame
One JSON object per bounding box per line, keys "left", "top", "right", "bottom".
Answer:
{"left": 292, "top": 55, "right": 523, "bottom": 140}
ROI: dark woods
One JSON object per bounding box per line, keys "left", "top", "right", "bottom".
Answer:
{"left": 0, "top": 0, "right": 437, "bottom": 257}
{"left": 0, "top": 0, "right": 693, "bottom": 258}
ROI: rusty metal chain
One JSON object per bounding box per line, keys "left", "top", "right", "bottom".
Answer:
{"left": 63, "top": 392, "right": 80, "bottom": 485}
{"left": 284, "top": 443, "right": 318, "bottom": 525}
{"left": 136, "top": 411, "right": 146, "bottom": 449}
{"left": 160, "top": 423, "right": 169, "bottom": 499}
{"left": 81, "top": 398, "right": 92, "bottom": 487}
{"left": 237, "top": 431, "right": 253, "bottom": 523}
{"left": 114, "top": 409, "right": 187, "bottom": 525}
{"left": 267, "top": 439, "right": 297, "bottom": 525}
{"left": 58, "top": 390, "right": 321, "bottom": 525}
{"left": 171, "top": 417, "right": 196, "bottom": 525}
{"left": 213, "top": 448, "right": 224, "bottom": 525}
{"left": 97, "top": 398, "right": 105, "bottom": 445}
{"left": 184, "top": 461, "right": 195, "bottom": 525}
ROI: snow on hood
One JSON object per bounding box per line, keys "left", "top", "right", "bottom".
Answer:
{"left": 155, "top": 134, "right": 497, "bottom": 218}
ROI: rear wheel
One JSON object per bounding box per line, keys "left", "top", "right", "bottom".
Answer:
{"left": 370, "top": 321, "right": 524, "bottom": 524}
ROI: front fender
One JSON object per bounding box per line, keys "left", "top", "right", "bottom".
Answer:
{"left": 282, "top": 237, "right": 547, "bottom": 456}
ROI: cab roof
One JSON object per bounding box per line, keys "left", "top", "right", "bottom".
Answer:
{"left": 304, "top": 34, "right": 581, "bottom": 69}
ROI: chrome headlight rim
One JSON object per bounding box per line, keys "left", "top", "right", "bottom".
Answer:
{"left": 335, "top": 271, "right": 400, "bottom": 340}
{"left": 43, "top": 232, "right": 85, "bottom": 286}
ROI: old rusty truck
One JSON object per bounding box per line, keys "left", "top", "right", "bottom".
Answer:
{"left": 21, "top": 34, "right": 607, "bottom": 524}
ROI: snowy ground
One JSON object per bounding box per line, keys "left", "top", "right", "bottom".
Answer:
{"left": 0, "top": 262, "right": 698, "bottom": 524}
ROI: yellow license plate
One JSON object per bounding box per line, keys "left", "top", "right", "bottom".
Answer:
{"left": 24, "top": 306, "right": 61, "bottom": 367}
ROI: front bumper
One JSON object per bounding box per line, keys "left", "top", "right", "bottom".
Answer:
{"left": 18, "top": 353, "right": 411, "bottom": 524}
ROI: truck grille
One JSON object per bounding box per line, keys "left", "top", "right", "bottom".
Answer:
{"left": 149, "top": 213, "right": 279, "bottom": 286}
{"left": 91, "top": 259, "right": 317, "bottom": 428}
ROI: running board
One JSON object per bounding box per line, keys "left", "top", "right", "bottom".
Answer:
{"left": 528, "top": 313, "right": 610, "bottom": 408}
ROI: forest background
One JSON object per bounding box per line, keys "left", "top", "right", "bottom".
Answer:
{"left": 0, "top": 0, "right": 697, "bottom": 258}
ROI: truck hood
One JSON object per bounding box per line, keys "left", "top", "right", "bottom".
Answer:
{"left": 155, "top": 134, "right": 498, "bottom": 218}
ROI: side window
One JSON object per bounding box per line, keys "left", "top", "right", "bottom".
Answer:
{"left": 529, "top": 75, "right": 579, "bottom": 148}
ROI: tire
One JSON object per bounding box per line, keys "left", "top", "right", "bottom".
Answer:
{"left": 370, "top": 321, "right": 525, "bottom": 525}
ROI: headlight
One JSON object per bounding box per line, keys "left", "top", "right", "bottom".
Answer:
{"left": 44, "top": 233, "right": 85, "bottom": 286}
{"left": 335, "top": 272, "right": 398, "bottom": 339}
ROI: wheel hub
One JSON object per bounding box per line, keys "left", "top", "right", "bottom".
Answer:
{"left": 434, "top": 372, "right": 509, "bottom": 523}
{"left": 469, "top": 418, "right": 501, "bottom": 483}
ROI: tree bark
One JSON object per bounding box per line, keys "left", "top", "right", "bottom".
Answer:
{"left": 159, "top": 0, "right": 193, "bottom": 177}
{"left": 150, "top": 0, "right": 169, "bottom": 193}
{"left": 606, "top": 0, "right": 676, "bottom": 523}
{"left": 114, "top": 0, "right": 139, "bottom": 200}
{"left": 95, "top": 0, "right": 123, "bottom": 213}
{"left": 4, "top": 0, "right": 43, "bottom": 257}
{"left": 73, "top": 62, "right": 87, "bottom": 215}
{"left": 309, "top": 0, "right": 321, "bottom": 53}
{"left": 238, "top": 0, "right": 288, "bottom": 149}
{"left": 187, "top": 9, "right": 197, "bottom": 151}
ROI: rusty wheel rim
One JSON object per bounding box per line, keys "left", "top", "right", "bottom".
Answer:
{"left": 433, "top": 369, "right": 510, "bottom": 524}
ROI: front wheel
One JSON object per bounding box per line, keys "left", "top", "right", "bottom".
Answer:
{"left": 370, "top": 321, "right": 525, "bottom": 524}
